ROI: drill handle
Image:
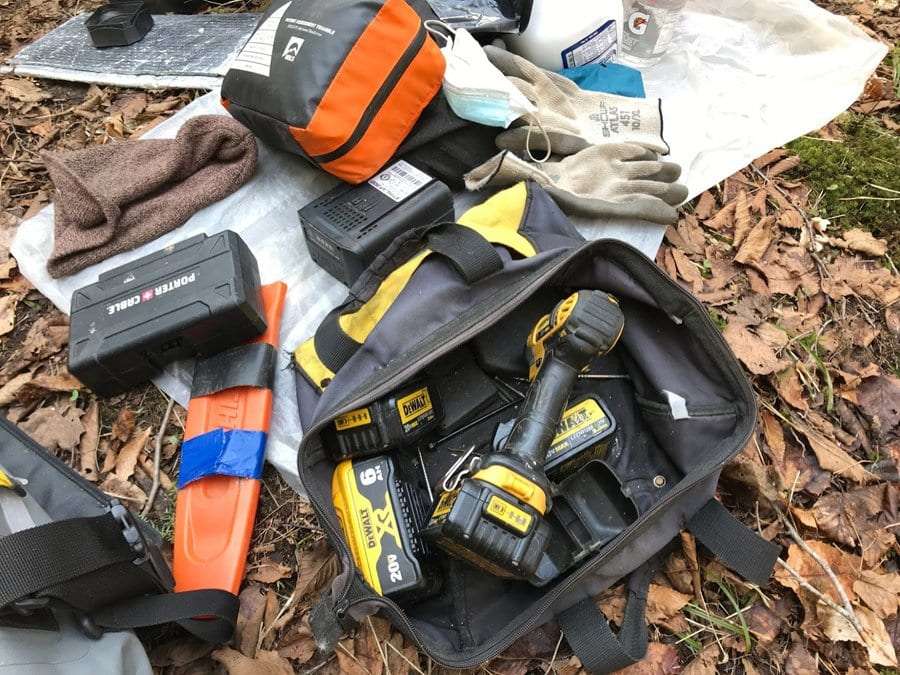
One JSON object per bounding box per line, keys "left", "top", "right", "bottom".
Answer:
{"left": 501, "top": 355, "right": 580, "bottom": 470}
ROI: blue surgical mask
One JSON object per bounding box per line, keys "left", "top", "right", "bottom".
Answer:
{"left": 432, "top": 26, "right": 536, "bottom": 128}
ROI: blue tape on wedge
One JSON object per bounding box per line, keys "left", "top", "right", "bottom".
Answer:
{"left": 177, "top": 428, "right": 267, "bottom": 489}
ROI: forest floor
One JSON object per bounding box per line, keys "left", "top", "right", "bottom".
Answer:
{"left": 0, "top": 1, "right": 898, "bottom": 673}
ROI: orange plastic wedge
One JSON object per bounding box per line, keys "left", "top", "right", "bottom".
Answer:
{"left": 174, "top": 282, "right": 287, "bottom": 595}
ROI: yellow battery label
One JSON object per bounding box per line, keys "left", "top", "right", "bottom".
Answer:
{"left": 396, "top": 387, "right": 433, "bottom": 425}
{"left": 431, "top": 489, "right": 459, "bottom": 521}
{"left": 548, "top": 398, "right": 611, "bottom": 459}
{"left": 335, "top": 407, "right": 372, "bottom": 431}
{"left": 485, "top": 495, "right": 533, "bottom": 535}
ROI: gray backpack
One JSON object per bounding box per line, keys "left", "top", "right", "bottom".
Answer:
{"left": 293, "top": 182, "right": 779, "bottom": 673}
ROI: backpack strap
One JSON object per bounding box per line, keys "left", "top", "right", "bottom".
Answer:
{"left": 557, "top": 556, "right": 658, "bottom": 674}
{"left": 686, "top": 499, "right": 780, "bottom": 586}
{"left": 0, "top": 509, "right": 238, "bottom": 642}
{"left": 425, "top": 223, "right": 504, "bottom": 284}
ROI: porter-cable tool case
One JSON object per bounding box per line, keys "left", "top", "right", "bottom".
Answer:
{"left": 0, "top": 418, "right": 239, "bottom": 646}
{"left": 68, "top": 231, "right": 265, "bottom": 397}
{"left": 292, "top": 183, "right": 780, "bottom": 673}
{"left": 222, "top": 0, "right": 445, "bottom": 184}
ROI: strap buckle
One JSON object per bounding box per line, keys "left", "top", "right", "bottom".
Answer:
{"left": 109, "top": 501, "right": 146, "bottom": 560}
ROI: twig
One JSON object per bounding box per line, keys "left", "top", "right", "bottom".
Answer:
{"left": 141, "top": 396, "right": 175, "bottom": 518}
{"left": 542, "top": 632, "right": 564, "bottom": 675}
{"left": 367, "top": 617, "right": 390, "bottom": 675}
{"left": 776, "top": 510, "right": 864, "bottom": 638}
{"left": 775, "top": 559, "right": 860, "bottom": 630}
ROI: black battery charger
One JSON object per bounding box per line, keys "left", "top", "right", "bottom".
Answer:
{"left": 68, "top": 231, "right": 266, "bottom": 397}
{"left": 299, "top": 161, "right": 454, "bottom": 287}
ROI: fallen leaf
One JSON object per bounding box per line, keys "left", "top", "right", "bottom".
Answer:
{"left": 0, "top": 372, "right": 32, "bottom": 407}
{"left": 746, "top": 604, "right": 782, "bottom": 647}
{"left": 695, "top": 191, "right": 716, "bottom": 218}
{"left": 114, "top": 426, "right": 151, "bottom": 481}
{"left": 235, "top": 584, "right": 268, "bottom": 658}
{"left": 774, "top": 366, "right": 809, "bottom": 411}
{"left": 724, "top": 440, "right": 785, "bottom": 505}
{"left": 294, "top": 540, "right": 337, "bottom": 601}
{"left": 335, "top": 638, "right": 370, "bottom": 675}
{"left": 277, "top": 617, "right": 316, "bottom": 664}
{"left": 150, "top": 637, "right": 214, "bottom": 667}
{"left": 768, "top": 155, "right": 802, "bottom": 178}
{"left": 0, "top": 294, "right": 16, "bottom": 336}
{"left": 18, "top": 404, "right": 85, "bottom": 453}
{"left": 646, "top": 583, "right": 691, "bottom": 633}
{"left": 706, "top": 200, "right": 736, "bottom": 231}
{"left": 853, "top": 569, "right": 900, "bottom": 619}
{"left": 99, "top": 474, "right": 147, "bottom": 507}
{"left": 724, "top": 321, "right": 788, "bottom": 375}
{"left": 793, "top": 420, "right": 876, "bottom": 484}
{"left": 784, "top": 641, "right": 818, "bottom": 675}
{"left": 613, "top": 642, "right": 681, "bottom": 675}
{"left": 111, "top": 408, "right": 136, "bottom": 444}
{"left": 830, "top": 229, "right": 888, "bottom": 257}
{"left": 856, "top": 375, "right": 900, "bottom": 441}
{"left": 670, "top": 248, "right": 703, "bottom": 290}
{"left": 212, "top": 647, "right": 294, "bottom": 675}
{"left": 79, "top": 399, "right": 100, "bottom": 481}
{"left": 664, "top": 552, "right": 694, "bottom": 595}
{"left": 0, "top": 313, "right": 69, "bottom": 382}
{"left": 682, "top": 644, "right": 717, "bottom": 675}
{"left": 735, "top": 217, "right": 775, "bottom": 264}
{"left": 822, "top": 257, "right": 900, "bottom": 305}
{"left": 820, "top": 602, "right": 897, "bottom": 667}
{"left": 811, "top": 484, "right": 897, "bottom": 568}
{"left": 733, "top": 190, "right": 753, "bottom": 246}
{"left": 1, "top": 78, "right": 49, "bottom": 102}
{"left": 778, "top": 209, "right": 805, "bottom": 230}
{"left": 753, "top": 148, "right": 789, "bottom": 170}
{"left": 247, "top": 558, "right": 293, "bottom": 584}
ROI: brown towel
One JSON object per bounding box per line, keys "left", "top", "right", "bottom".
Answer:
{"left": 44, "top": 115, "right": 257, "bottom": 278}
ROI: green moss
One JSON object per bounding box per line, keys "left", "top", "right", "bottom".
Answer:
{"left": 786, "top": 113, "right": 899, "bottom": 257}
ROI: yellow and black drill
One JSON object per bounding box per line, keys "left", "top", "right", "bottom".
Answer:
{"left": 423, "top": 290, "right": 625, "bottom": 584}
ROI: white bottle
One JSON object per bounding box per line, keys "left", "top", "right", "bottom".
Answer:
{"left": 506, "top": 0, "right": 624, "bottom": 71}
{"left": 619, "top": 0, "right": 686, "bottom": 68}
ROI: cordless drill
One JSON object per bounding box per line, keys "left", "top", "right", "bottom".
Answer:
{"left": 423, "top": 290, "right": 625, "bottom": 584}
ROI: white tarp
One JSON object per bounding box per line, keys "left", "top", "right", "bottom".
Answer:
{"left": 11, "top": 0, "right": 886, "bottom": 490}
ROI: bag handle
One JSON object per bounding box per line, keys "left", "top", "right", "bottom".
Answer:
{"left": 311, "top": 223, "right": 504, "bottom": 374}
{"left": 557, "top": 556, "right": 658, "bottom": 674}
{"left": 686, "top": 498, "right": 780, "bottom": 586}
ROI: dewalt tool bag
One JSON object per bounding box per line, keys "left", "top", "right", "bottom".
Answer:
{"left": 222, "top": 0, "right": 445, "bottom": 184}
{"left": 0, "top": 418, "right": 239, "bottom": 651}
{"left": 292, "top": 182, "right": 781, "bottom": 673}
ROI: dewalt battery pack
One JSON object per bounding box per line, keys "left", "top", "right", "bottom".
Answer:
{"left": 493, "top": 395, "right": 616, "bottom": 481}
{"left": 68, "top": 231, "right": 265, "bottom": 397}
{"left": 327, "top": 382, "right": 442, "bottom": 461}
{"left": 299, "top": 160, "right": 454, "bottom": 287}
{"left": 332, "top": 456, "right": 437, "bottom": 600}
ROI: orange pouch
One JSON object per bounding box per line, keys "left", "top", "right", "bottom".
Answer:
{"left": 222, "top": 0, "right": 444, "bottom": 183}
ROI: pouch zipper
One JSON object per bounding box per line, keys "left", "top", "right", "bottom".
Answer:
{"left": 310, "top": 24, "right": 428, "bottom": 166}
{"left": 299, "top": 239, "right": 757, "bottom": 668}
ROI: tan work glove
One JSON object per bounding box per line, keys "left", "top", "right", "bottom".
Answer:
{"left": 483, "top": 45, "right": 669, "bottom": 157}
{"left": 464, "top": 144, "right": 688, "bottom": 224}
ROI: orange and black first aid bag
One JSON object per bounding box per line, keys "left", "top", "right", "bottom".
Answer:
{"left": 222, "top": 0, "right": 445, "bottom": 184}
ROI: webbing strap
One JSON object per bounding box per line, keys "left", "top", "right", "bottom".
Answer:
{"left": 311, "top": 224, "right": 502, "bottom": 376}
{"left": 426, "top": 223, "right": 504, "bottom": 284}
{"left": 315, "top": 308, "right": 363, "bottom": 375}
{"left": 0, "top": 514, "right": 135, "bottom": 609}
{"left": 558, "top": 558, "right": 657, "bottom": 674}
{"left": 191, "top": 343, "right": 277, "bottom": 398}
{"left": 686, "top": 499, "right": 780, "bottom": 586}
{"left": 92, "top": 588, "right": 240, "bottom": 643}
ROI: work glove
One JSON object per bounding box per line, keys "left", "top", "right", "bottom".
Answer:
{"left": 464, "top": 144, "right": 688, "bottom": 224}
{"left": 483, "top": 45, "right": 669, "bottom": 157}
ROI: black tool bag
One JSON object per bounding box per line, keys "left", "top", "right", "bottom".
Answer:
{"left": 0, "top": 418, "right": 238, "bottom": 643}
{"left": 292, "top": 182, "right": 780, "bottom": 673}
